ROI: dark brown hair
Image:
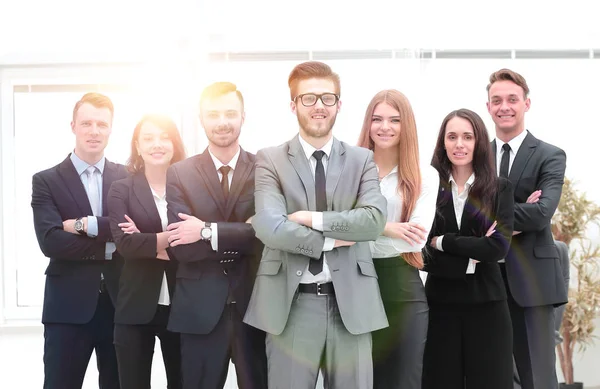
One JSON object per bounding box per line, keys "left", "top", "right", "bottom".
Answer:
{"left": 431, "top": 109, "right": 497, "bottom": 221}
{"left": 487, "top": 68, "right": 530, "bottom": 99}
{"left": 126, "top": 114, "right": 186, "bottom": 173}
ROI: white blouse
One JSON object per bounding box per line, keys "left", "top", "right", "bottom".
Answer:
{"left": 150, "top": 187, "right": 171, "bottom": 306}
{"left": 369, "top": 164, "right": 439, "bottom": 258}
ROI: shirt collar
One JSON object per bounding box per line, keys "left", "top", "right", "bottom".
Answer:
{"left": 149, "top": 186, "right": 166, "bottom": 201}
{"left": 208, "top": 147, "right": 241, "bottom": 172}
{"left": 298, "top": 134, "right": 334, "bottom": 161}
{"left": 70, "top": 151, "right": 106, "bottom": 176}
{"left": 449, "top": 172, "right": 476, "bottom": 188}
{"left": 497, "top": 129, "right": 528, "bottom": 156}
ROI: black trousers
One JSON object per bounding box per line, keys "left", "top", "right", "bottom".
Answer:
{"left": 114, "top": 305, "right": 181, "bottom": 389}
{"left": 422, "top": 300, "right": 513, "bottom": 389}
{"left": 180, "top": 304, "right": 267, "bottom": 389}
{"left": 43, "top": 292, "right": 120, "bottom": 389}
{"left": 500, "top": 264, "right": 558, "bottom": 389}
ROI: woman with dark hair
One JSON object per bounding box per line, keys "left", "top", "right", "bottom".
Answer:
{"left": 108, "top": 114, "right": 186, "bottom": 389}
{"left": 422, "top": 108, "right": 514, "bottom": 389}
{"left": 357, "top": 89, "right": 438, "bottom": 389}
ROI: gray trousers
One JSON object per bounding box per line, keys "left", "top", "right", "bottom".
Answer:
{"left": 266, "top": 292, "right": 373, "bottom": 389}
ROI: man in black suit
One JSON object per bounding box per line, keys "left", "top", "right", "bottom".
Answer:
{"left": 32, "top": 92, "right": 128, "bottom": 389}
{"left": 165, "top": 82, "right": 267, "bottom": 389}
{"left": 487, "top": 68, "right": 567, "bottom": 389}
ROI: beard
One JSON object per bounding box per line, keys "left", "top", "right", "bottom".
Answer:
{"left": 207, "top": 124, "right": 240, "bottom": 148}
{"left": 297, "top": 110, "right": 338, "bottom": 138}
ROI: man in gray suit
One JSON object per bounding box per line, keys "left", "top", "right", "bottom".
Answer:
{"left": 244, "top": 61, "right": 388, "bottom": 389}
{"left": 488, "top": 68, "right": 567, "bottom": 389}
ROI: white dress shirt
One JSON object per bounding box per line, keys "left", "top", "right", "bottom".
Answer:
{"left": 494, "top": 129, "right": 527, "bottom": 263}
{"left": 370, "top": 164, "right": 439, "bottom": 258}
{"left": 297, "top": 135, "right": 336, "bottom": 284}
{"left": 207, "top": 147, "right": 241, "bottom": 252}
{"left": 495, "top": 129, "right": 528, "bottom": 178}
{"left": 435, "top": 173, "right": 478, "bottom": 274}
{"left": 150, "top": 187, "right": 171, "bottom": 306}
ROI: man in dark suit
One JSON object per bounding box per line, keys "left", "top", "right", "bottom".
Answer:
{"left": 165, "top": 82, "right": 267, "bottom": 389}
{"left": 31, "top": 92, "right": 128, "bottom": 389}
{"left": 487, "top": 68, "right": 567, "bottom": 389}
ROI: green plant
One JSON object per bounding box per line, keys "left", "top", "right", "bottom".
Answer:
{"left": 552, "top": 177, "right": 600, "bottom": 385}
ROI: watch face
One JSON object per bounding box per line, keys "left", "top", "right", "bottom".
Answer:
{"left": 75, "top": 220, "right": 83, "bottom": 231}
{"left": 201, "top": 228, "right": 211, "bottom": 239}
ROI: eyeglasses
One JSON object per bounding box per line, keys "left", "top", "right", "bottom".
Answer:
{"left": 294, "top": 93, "right": 339, "bottom": 107}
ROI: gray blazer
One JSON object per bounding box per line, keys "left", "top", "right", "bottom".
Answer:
{"left": 243, "top": 135, "right": 389, "bottom": 335}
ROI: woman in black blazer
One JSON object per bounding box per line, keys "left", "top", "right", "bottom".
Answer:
{"left": 108, "top": 114, "right": 186, "bottom": 389}
{"left": 422, "top": 109, "right": 514, "bottom": 389}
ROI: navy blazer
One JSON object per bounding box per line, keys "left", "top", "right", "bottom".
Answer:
{"left": 108, "top": 171, "right": 178, "bottom": 325}
{"left": 424, "top": 177, "right": 514, "bottom": 304}
{"left": 32, "top": 155, "right": 128, "bottom": 324}
{"left": 165, "top": 148, "right": 263, "bottom": 335}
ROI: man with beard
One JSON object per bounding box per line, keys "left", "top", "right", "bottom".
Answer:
{"left": 164, "top": 82, "right": 267, "bottom": 389}
{"left": 244, "top": 61, "right": 388, "bottom": 389}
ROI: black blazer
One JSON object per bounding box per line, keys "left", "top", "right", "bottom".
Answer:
{"left": 165, "top": 148, "right": 262, "bottom": 335}
{"left": 107, "top": 172, "right": 177, "bottom": 325}
{"left": 31, "top": 155, "right": 128, "bottom": 324}
{"left": 423, "top": 177, "right": 514, "bottom": 304}
{"left": 492, "top": 132, "right": 568, "bottom": 307}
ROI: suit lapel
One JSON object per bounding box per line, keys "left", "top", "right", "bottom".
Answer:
{"left": 132, "top": 172, "right": 163, "bottom": 232}
{"left": 57, "top": 155, "right": 93, "bottom": 215}
{"left": 102, "top": 159, "right": 118, "bottom": 216}
{"left": 491, "top": 139, "right": 498, "bottom": 172}
{"left": 325, "top": 139, "right": 346, "bottom": 211}
{"left": 441, "top": 188, "right": 460, "bottom": 233}
{"left": 195, "top": 150, "right": 227, "bottom": 218}
{"left": 288, "top": 135, "right": 316, "bottom": 211}
{"left": 224, "top": 148, "right": 253, "bottom": 220}
{"left": 509, "top": 132, "right": 538, "bottom": 183}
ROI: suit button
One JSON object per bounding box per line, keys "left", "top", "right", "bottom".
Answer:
{"left": 296, "top": 248, "right": 301, "bottom": 252}
{"left": 223, "top": 269, "right": 228, "bottom": 275}
{"left": 309, "top": 250, "right": 313, "bottom": 255}
{"left": 296, "top": 270, "right": 302, "bottom": 276}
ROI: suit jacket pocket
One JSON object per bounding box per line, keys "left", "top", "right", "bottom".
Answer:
{"left": 256, "top": 260, "right": 282, "bottom": 276}
{"left": 357, "top": 261, "right": 378, "bottom": 278}
{"left": 534, "top": 245, "right": 559, "bottom": 260}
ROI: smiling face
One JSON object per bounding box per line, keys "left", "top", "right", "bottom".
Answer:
{"left": 71, "top": 103, "right": 112, "bottom": 163}
{"left": 369, "top": 102, "right": 401, "bottom": 151}
{"left": 291, "top": 78, "right": 341, "bottom": 141}
{"left": 136, "top": 121, "right": 174, "bottom": 169}
{"left": 444, "top": 116, "right": 475, "bottom": 170}
{"left": 200, "top": 91, "right": 244, "bottom": 150}
{"left": 487, "top": 80, "right": 530, "bottom": 140}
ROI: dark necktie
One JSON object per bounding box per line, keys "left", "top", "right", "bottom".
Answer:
{"left": 500, "top": 143, "right": 511, "bottom": 178}
{"left": 219, "top": 165, "right": 231, "bottom": 198}
{"left": 309, "top": 150, "right": 327, "bottom": 275}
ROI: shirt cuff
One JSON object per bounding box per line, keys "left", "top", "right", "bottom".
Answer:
{"left": 86, "top": 216, "right": 98, "bottom": 238}
{"left": 435, "top": 235, "right": 444, "bottom": 251}
{"left": 210, "top": 223, "right": 218, "bottom": 251}
{"left": 466, "top": 259, "right": 477, "bottom": 274}
{"left": 312, "top": 212, "right": 323, "bottom": 231}
{"left": 105, "top": 242, "right": 116, "bottom": 260}
{"left": 323, "top": 238, "right": 335, "bottom": 252}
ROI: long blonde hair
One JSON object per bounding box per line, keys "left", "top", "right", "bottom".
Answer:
{"left": 357, "top": 90, "right": 423, "bottom": 269}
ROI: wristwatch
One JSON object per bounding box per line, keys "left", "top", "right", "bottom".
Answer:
{"left": 200, "top": 222, "right": 212, "bottom": 241}
{"left": 74, "top": 217, "right": 85, "bottom": 235}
